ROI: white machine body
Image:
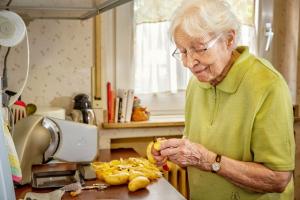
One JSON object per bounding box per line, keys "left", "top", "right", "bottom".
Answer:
{"left": 13, "top": 115, "right": 98, "bottom": 185}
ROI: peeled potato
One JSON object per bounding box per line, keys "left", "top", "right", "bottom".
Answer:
{"left": 146, "top": 141, "right": 156, "bottom": 164}
{"left": 142, "top": 169, "right": 161, "bottom": 180}
{"left": 92, "top": 157, "right": 161, "bottom": 186}
{"left": 129, "top": 170, "right": 145, "bottom": 181}
{"left": 103, "top": 172, "right": 129, "bottom": 185}
{"left": 153, "top": 142, "right": 161, "bottom": 151}
{"left": 147, "top": 139, "right": 167, "bottom": 163}
{"left": 128, "top": 176, "right": 150, "bottom": 192}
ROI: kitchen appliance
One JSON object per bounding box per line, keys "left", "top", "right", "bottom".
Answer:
{"left": 71, "top": 94, "right": 95, "bottom": 124}
{"left": 31, "top": 163, "right": 80, "bottom": 189}
{"left": 34, "top": 106, "right": 66, "bottom": 120}
{"left": 12, "top": 115, "right": 98, "bottom": 185}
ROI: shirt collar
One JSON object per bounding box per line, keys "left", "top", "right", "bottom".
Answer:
{"left": 196, "top": 46, "right": 255, "bottom": 93}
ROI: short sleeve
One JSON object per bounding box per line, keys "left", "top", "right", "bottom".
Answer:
{"left": 251, "top": 79, "right": 295, "bottom": 171}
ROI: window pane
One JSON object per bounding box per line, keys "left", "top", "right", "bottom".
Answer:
{"left": 134, "top": 21, "right": 190, "bottom": 94}
{"left": 135, "top": 0, "right": 255, "bottom": 26}
{"left": 134, "top": 0, "right": 182, "bottom": 24}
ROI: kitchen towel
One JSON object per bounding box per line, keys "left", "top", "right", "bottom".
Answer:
{"left": 3, "top": 122, "right": 22, "bottom": 183}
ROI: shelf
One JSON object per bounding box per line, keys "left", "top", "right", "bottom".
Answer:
{"left": 102, "top": 115, "right": 185, "bottom": 129}
{"left": 103, "top": 116, "right": 300, "bottom": 129}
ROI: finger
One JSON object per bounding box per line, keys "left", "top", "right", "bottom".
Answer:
{"left": 151, "top": 145, "right": 160, "bottom": 156}
{"left": 168, "top": 155, "right": 181, "bottom": 163}
{"left": 156, "top": 157, "right": 168, "bottom": 167}
{"left": 168, "top": 155, "right": 183, "bottom": 167}
{"left": 153, "top": 154, "right": 165, "bottom": 163}
{"left": 168, "top": 155, "right": 187, "bottom": 167}
{"left": 167, "top": 155, "right": 178, "bottom": 164}
{"left": 160, "top": 147, "right": 180, "bottom": 157}
{"left": 160, "top": 138, "right": 183, "bottom": 150}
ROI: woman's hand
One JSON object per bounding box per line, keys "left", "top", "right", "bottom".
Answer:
{"left": 159, "top": 138, "right": 215, "bottom": 170}
{"left": 152, "top": 145, "right": 168, "bottom": 166}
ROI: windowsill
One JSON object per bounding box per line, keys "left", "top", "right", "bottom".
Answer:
{"left": 102, "top": 115, "right": 185, "bottom": 129}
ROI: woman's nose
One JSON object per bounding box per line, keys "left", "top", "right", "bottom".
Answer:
{"left": 186, "top": 55, "right": 199, "bottom": 69}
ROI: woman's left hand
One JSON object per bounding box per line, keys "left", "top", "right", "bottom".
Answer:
{"left": 160, "top": 138, "right": 214, "bottom": 170}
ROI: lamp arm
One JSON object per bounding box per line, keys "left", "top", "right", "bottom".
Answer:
{"left": 8, "top": 29, "right": 30, "bottom": 107}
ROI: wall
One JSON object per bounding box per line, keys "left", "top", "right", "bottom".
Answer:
{"left": 0, "top": 19, "right": 93, "bottom": 113}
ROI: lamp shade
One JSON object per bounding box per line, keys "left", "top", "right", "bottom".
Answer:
{"left": 0, "top": 10, "right": 26, "bottom": 47}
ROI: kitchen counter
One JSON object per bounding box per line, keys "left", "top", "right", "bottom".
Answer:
{"left": 15, "top": 148, "right": 186, "bottom": 200}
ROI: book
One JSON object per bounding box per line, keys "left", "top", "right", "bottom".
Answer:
{"left": 106, "top": 82, "right": 112, "bottom": 123}
{"left": 110, "top": 90, "right": 115, "bottom": 123}
{"left": 117, "top": 89, "right": 128, "bottom": 123}
{"left": 114, "top": 97, "right": 120, "bottom": 123}
{"left": 107, "top": 81, "right": 116, "bottom": 123}
{"left": 125, "top": 89, "right": 134, "bottom": 122}
{"left": 118, "top": 98, "right": 122, "bottom": 122}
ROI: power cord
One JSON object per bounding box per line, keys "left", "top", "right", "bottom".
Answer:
{"left": 2, "top": 47, "right": 10, "bottom": 90}
{"left": 6, "top": 0, "right": 12, "bottom": 7}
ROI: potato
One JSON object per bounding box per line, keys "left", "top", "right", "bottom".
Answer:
{"left": 92, "top": 157, "right": 161, "bottom": 187}
{"left": 129, "top": 170, "right": 145, "bottom": 181}
{"left": 146, "top": 141, "right": 156, "bottom": 164}
{"left": 103, "top": 172, "right": 129, "bottom": 185}
{"left": 142, "top": 169, "right": 161, "bottom": 180}
{"left": 153, "top": 138, "right": 166, "bottom": 151}
{"left": 128, "top": 176, "right": 150, "bottom": 192}
{"left": 153, "top": 142, "right": 161, "bottom": 151}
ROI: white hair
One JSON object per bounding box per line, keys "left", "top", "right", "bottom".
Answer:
{"left": 170, "top": 0, "right": 240, "bottom": 39}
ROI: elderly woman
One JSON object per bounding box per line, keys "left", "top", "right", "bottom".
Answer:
{"left": 152, "top": 0, "right": 295, "bottom": 199}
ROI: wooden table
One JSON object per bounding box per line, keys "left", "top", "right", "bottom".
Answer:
{"left": 15, "top": 148, "right": 186, "bottom": 200}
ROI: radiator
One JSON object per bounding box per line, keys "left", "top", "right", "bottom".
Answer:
{"left": 162, "top": 162, "right": 188, "bottom": 198}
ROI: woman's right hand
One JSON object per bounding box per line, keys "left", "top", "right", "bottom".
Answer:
{"left": 152, "top": 145, "right": 168, "bottom": 166}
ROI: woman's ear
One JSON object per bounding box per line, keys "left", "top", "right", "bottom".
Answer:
{"left": 226, "top": 30, "right": 236, "bottom": 49}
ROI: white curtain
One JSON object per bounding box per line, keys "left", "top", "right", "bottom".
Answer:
{"left": 134, "top": 21, "right": 190, "bottom": 94}
{"left": 133, "top": 0, "right": 256, "bottom": 94}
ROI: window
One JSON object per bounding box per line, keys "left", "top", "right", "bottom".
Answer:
{"left": 133, "top": 0, "right": 257, "bottom": 115}
{"left": 101, "top": 0, "right": 257, "bottom": 116}
{"left": 133, "top": 0, "right": 188, "bottom": 116}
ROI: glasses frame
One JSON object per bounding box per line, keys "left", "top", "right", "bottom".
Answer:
{"left": 172, "top": 33, "right": 223, "bottom": 61}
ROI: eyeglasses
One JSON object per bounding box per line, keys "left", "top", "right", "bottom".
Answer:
{"left": 172, "top": 33, "right": 223, "bottom": 61}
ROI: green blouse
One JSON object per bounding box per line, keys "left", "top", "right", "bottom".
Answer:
{"left": 184, "top": 46, "right": 295, "bottom": 200}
